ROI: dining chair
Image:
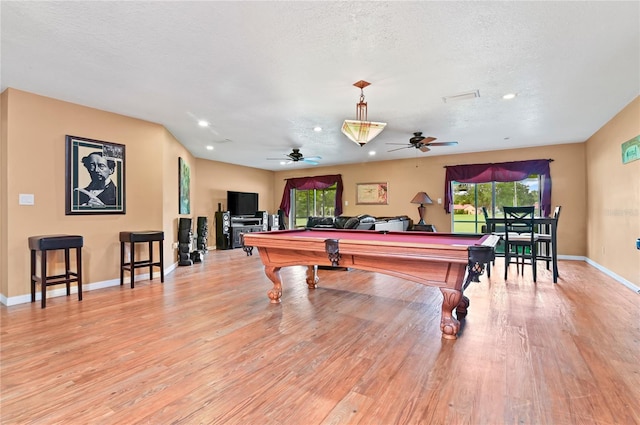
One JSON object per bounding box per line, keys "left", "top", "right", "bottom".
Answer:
{"left": 480, "top": 207, "right": 504, "bottom": 277}
{"left": 503, "top": 206, "right": 540, "bottom": 282}
{"left": 536, "top": 206, "right": 561, "bottom": 271}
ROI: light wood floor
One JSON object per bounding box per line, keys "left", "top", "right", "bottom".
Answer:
{"left": 1, "top": 249, "right": 639, "bottom": 424}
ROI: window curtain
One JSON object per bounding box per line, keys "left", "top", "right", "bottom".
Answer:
{"left": 444, "top": 159, "right": 552, "bottom": 216}
{"left": 279, "top": 174, "right": 344, "bottom": 216}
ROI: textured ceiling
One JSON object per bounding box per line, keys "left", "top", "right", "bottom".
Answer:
{"left": 2, "top": 1, "right": 639, "bottom": 171}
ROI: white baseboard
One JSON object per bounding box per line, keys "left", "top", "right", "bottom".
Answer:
{"left": 582, "top": 257, "right": 640, "bottom": 294}
{"left": 0, "top": 262, "right": 179, "bottom": 307}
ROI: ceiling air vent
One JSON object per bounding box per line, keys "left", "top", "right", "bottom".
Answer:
{"left": 442, "top": 90, "right": 480, "bottom": 103}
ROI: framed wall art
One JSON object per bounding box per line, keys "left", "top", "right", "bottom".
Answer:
{"left": 179, "top": 157, "right": 191, "bottom": 214}
{"left": 621, "top": 135, "right": 640, "bottom": 164}
{"left": 356, "top": 182, "right": 388, "bottom": 205}
{"left": 65, "top": 135, "right": 125, "bottom": 215}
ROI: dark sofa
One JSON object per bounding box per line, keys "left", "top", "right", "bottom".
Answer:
{"left": 306, "top": 214, "right": 412, "bottom": 231}
{"left": 306, "top": 214, "right": 376, "bottom": 230}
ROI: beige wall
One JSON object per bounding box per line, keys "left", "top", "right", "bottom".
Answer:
{"left": 274, "top": 142, "right": 587, "bottom": 257}
{"left": 194, "top": 158, "right": 275, "bottom": 244}
{"left": 1, "top": 89, "right": 165, "bottom": 299}
{"left": 0, "top": 89, "right": 277, "bottom": 303}
{"left": 1, "top": 90, "right": 8, "bottom": 297}
{"left": 1, "top": 89, "right": 637, "bottom": 303}
{"left": 586, "top": 96, "right": 640, "bottom": 285}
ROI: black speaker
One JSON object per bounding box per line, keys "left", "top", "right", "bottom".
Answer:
{"left": 277, "top": 209, "right": 286, "bottom": 230}
{"left": 196, "top": 216, "right": 208, "bottom": 252}
{"left": 268, "top": 214, "right": 279, "bottom": 231}
{"left": 215, "top": 211, "right": 231, "bottom": 250}
{"left": 178, "top": 218, "right": 193, "bottom": 266}
{"left": 255, "top": 211, "right": 268, "bottom": 231}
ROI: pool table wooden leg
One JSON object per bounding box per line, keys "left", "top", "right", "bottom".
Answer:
{"left": 440, "top": 288, "right": 462, "bottom": 340}
{"left": 306, "top": 265, "right": 318, "bottom": 289}
{"left": 264, "top": 266, "right": 283, "bottom": 304}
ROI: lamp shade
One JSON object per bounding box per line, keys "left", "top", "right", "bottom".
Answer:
{"left": 410, "top": 192, "right": 433, "bottom": 205}
{"left": 341, "top": 120, "right": 387, "bottom": 147}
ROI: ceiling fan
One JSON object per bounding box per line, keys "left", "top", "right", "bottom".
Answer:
{"left": 387, "top": 132, "right": 459, "bottom": 153}
{"left": 267, "top": 148, "right": 321, "bottom": 165}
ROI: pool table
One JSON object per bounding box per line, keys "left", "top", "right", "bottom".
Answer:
{"left": 242, "top": 228, "right": 498, "bottom": 339}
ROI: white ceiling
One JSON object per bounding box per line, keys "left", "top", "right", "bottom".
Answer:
{"left": 2, "top": 1, "right": 639, "bottom": 171}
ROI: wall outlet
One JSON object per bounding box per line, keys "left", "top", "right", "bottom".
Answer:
{"left": 437, "top": 198, "right": 442, "bottom": 204}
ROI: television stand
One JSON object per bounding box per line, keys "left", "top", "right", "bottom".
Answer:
{"left": 230, "top": 215, "right": 264, "bottom": 248}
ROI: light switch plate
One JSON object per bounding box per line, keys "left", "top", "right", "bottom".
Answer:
{"left": 19, "top": 194, "right": 34, "bottom": 205}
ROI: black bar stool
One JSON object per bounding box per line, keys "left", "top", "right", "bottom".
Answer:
{"left": 29, "top": 235, "right": 83, "bottom": 308}
{"left": 119, "top": 231, "right": 165, "bottom": 288}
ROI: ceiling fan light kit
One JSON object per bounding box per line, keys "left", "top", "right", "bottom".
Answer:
{"left": 341, "top": 80, "right": 387, "bottom": 147}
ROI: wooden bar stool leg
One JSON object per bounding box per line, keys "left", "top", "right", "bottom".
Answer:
{"left": 120, "top": 241, "right": 125, "bottom": 286}
{"left": 77, "top": 246, "right": 83, "bottom": 301}
{"left": 148, "top": 241, "right": 154, "bottom": 280}
{"left": 40, "top": 250, "right": 47, "bottom": 309}
{"left": 130, "top": 241, "right": 136, "bottom": 288}
{"left": 64, "top": 248, "right": 71, "bottom": 296}
{"left": 31, "top": 249, "right": 36, "bottom": 303}
{"left": 159, "top": 241, "right": 165, "bottom": 283}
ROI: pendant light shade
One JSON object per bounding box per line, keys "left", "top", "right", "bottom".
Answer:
{"left": 341, "top": 80, "right": 387, "bottom": 147}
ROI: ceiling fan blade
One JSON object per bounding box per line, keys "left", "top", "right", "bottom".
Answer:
{"left": 304, "top": 156, "right": 322, "bottom": 160}
{"left": 426, "top": 141, "right": 458, "bottom": 147}
{"left": 388, "top": 146, "right": 412, "bottom": 152}
{"left": 422, "top": 137, "right": 437, "bottom": 143}
{"left": 303, "top": 159, "right": 320, "bottom": 165}
{"left": 419, "top": 146, "right": 431, "bottom": 153}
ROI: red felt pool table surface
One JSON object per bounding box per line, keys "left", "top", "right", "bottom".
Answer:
{"left": 242, "top": 228, "right": 498, "bottom": 339}
{"left": 285, "top": 228, "right": 490, "bottom": 246}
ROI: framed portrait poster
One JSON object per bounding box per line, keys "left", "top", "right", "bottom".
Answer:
{"left": 179, "top": 157, "right": 191, "bottom": 214}
{"left": 65, "top": 135, "right": 125, "bottom": 215}
{"left": 356, "top": 182, "right": 388, "bottom": 205}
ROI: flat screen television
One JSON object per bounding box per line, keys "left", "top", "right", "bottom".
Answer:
{"left": 227, "top": 191, "right": 258, "bottom": 216}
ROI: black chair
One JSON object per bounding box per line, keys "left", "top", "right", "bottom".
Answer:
{"left": 481, "top": 206, "right": 506, "bottom": 277}
{"left": 503, "top": 206, "right": 540, "bottom": 282}
{"left": 536, "top": 206, "right": 562, "bottom": 271}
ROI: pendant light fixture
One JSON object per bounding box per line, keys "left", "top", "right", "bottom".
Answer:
{"left": 341, "top": 80, "right": 387, "bottom": 147}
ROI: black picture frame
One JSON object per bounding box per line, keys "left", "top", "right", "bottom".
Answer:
{"left": 65, "top": 135, "right": 126, "bottom": 215}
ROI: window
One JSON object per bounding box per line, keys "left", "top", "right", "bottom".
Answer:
{"left": 279, "top": 174, "right": 344, "bottom": 229}
{"left": 292, "top": 184, "right": 337, "bottom": 227}
{"left": 451, "top": 176, "right": 542, "bottom": 233}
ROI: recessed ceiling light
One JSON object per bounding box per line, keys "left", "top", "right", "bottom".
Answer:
{"left": 206, "top": 145, "right": 214, "bottom": 150}
{"left": 369, "top": 151, "right": 376, "bottom": 156}
{"left": 313, "top": 126, "right": 322, "bottom": 132}
{"left": 198, "top": 120, "right": 209, "bottom": 127}
{"left": 502, "top": 93, "right": 517, "bottom": 100}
